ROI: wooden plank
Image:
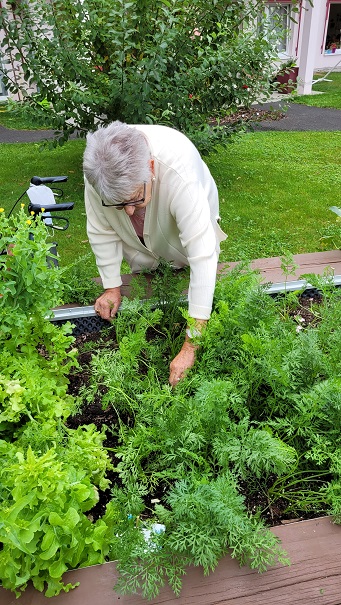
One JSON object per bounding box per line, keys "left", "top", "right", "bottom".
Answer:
{"left": 1, "top": 517, "right": 341, "bottom": 605}
{"left": 91, "top": 251, "right": 341, "bottom": 299}
{"left": 251, "top": 264, "right": 341, "bottom": 285}
{"left": 218, "top": 250, "right": 341, "bottom": 285}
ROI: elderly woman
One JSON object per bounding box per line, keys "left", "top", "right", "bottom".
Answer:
{"left": 83, "top": 121, "right": 226, "bottom": 385}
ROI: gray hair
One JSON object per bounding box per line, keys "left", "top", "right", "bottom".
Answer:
{"left": 83, "top": 121, "right": 151, "bottom": 204}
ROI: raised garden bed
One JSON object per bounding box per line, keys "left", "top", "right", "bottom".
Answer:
{"left": 2, "top": 213, "right": 341, "bottom": 604}
{"left": 49, "top": 271, "right": 341, "bottom": 525}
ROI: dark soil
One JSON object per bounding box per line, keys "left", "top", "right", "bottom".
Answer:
{"left": 66, "top": 327, "right": 123, "bottom": 521}
{"left": 65, "top": 289, "right": 326, "bottom": 527}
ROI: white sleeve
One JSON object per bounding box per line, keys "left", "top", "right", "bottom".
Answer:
{"left": 85, "top": 181, "right": 123, "bottom": 289}
{"left": 170, "top": 180, "right": 218, "bottom": 319}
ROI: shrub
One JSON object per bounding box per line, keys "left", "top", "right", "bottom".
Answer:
{"left": 0, "top": 0, "right": 279, "bottom": 152}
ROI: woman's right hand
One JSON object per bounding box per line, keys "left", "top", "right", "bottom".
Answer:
{"left": 94, "top": 287, "right": 121, "bottom": 320}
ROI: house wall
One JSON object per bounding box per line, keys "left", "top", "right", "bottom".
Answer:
{"left": 268, "top": 0, "right": 341, "bottom": 94}
{"left": 300, "top": 0, "right": 341, "bottom": 68}
{"left": 0, "top": 0, "right": 37, "bottom": 102}
{"left": 270, "top": 0, "right": 341, "bottom": 66}
{"left": 295, "top": 0, "right": 341, "bottom": 93}
{"left": 0, "top": 28, "right": 10, "bottom": 101}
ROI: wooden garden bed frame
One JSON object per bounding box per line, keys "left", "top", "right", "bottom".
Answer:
{"left": 220, "top": 249, "right": 341, "bottom": 289}
{"left": 1, "top": 516, "right": 341, "bottom": 604}
{"left": 120, "top": 249, "right": 341, "bottom": 298}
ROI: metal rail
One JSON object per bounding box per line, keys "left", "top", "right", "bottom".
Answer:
{"left": 50, "top": 275, "right": 341, "bottom": 323}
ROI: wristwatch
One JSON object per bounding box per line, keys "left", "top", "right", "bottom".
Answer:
{"left": 186, "top": 327, "right": 202, "bottom": 339}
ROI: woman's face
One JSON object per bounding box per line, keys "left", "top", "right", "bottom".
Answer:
{"left": 122, "top": 179, "right": 153, "bottom": 216}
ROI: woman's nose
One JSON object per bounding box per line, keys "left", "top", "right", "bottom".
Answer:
{"left": 124, "top": 205, "right": 135, "bottom": 216}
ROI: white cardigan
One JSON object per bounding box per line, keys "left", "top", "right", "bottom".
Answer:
{"left": 85, "top": 125, "right": 226, "bottom": 319}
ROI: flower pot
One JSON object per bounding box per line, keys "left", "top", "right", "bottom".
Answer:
{"left": 276, "top": 66, "right": 299, "bottom": 95}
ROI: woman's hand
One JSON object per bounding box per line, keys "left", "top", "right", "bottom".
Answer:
{"left": 169, "top": 319, "right": 207, "bottom": 386}
{"left": 94, "top": 287, "right": 121, "bottom": 320}
{"left": 169, "top": 341, "right": 198, "bottom": 386}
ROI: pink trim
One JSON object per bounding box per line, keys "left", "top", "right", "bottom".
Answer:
{"left": 322, "top": 0, "right": 330, "bottom": 53}
{"left": 322, "top": 0, "right": 341, "bottom": 52}
{"left": 295, "top": 1, "right": 303, "bottom": 57}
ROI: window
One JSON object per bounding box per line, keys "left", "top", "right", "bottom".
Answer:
{"left": 259, "top": 3, "right": 291, "bottom": 54}
{"left": 325, "top": 2, "right": 341, "bottom": 52}
{"left": 0, "top": 63, "right": 8, "bottom": 97}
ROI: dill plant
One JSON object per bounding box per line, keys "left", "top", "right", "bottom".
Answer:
{"left": 79, "top": 264, "right": 298, "bottom": 597}
{"left": 92, "top": 263, "right": 341, "bottom": 598}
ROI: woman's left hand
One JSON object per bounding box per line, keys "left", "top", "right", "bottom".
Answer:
{"left": 169, "top": 341, "right": 198, "bottom": 386}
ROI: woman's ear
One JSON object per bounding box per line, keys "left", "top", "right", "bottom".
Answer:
{"left": 150, "top": 158, "right": 155, "bottom": 177}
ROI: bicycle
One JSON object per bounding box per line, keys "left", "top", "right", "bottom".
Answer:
{"left": 7, "top": 175, "right": 74, "bottom": 267}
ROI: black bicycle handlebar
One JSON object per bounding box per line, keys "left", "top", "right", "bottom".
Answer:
{"left": 29, "top": 202, "right": 74, "bottom": 213}
{"left": 7, "top": 175, "right": 74, "bottom": 223}
{"left": 30, "top": 176, "right": 68, "bottom": 186}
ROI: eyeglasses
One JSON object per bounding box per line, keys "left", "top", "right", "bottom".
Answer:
{"left": 102, "top": 182, "right": 146, "bottom": 209}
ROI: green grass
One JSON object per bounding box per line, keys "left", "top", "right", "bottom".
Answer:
{"left": 0, "top": 139, "right": 96, "bottom": 269}
{"left": 292, "top": 71, "right": 341, "bottom": 109}
{"left": 0, "top": 106, "right": 53, "bottom": 130}
{"left": 208, "top": 131, "right": 341, "bottom": 262}
{"left": 0, "top": 130, "right": 340, "bottom": 275}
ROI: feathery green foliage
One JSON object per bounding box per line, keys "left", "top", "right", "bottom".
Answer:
{"left": 1, "top": 212, "right": 341, "bottom": 598}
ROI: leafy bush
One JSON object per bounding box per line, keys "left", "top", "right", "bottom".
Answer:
{"left": 0, "top": 0, "right": 279, "bottom": 152}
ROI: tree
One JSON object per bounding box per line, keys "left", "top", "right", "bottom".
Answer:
{"left": 0, "top": 0, "right": 279, "bottom": 151}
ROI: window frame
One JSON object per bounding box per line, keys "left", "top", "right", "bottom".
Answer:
{"left": 261, "top": 1, "right": 293, "bottom": 57}
{"left": 322, "top": 0, "right": 341, "bottom": 54}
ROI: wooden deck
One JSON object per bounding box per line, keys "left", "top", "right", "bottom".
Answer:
{"left": 1, "top": 517, "right": 341, "bottom": 605}
{"left": 218, "top": 249, "right": 341, "bottom": 289}
{"left": 119, "top": 250, "right": 341, "bottom": 299}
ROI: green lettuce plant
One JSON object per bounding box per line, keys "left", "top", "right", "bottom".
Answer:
{"left": 0, "top": 438, "right": 114, "bottom": 597}
{"left": 0, "top": 208, "right": 116, "bottom": 596}
{"left": 0, "top": 207, "right": 77, "bottom": 436}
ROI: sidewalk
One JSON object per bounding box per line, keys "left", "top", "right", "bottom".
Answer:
{"left": 253, "top": 99, "right": 341, "bottom": 131}
{"left": 0, "top": 100, "right": 340, "bottom": 143}
{"left": 0, "top": 124, "right": 56, "bottom": 143}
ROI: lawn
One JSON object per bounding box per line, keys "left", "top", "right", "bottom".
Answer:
{"left": 293, "top": 71, "right": 341, "bottom": 110}
{"left": 0, "top": 139, "right": 90, "bottom": 266}
{"left": 0, "top": 103, "right": 53, "bottom": 130}
{"left": 211, "top": 130, "right": 341, "bottom": 262}
{"left": 0, "top": 130, "right": 340, "bottom": 275}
